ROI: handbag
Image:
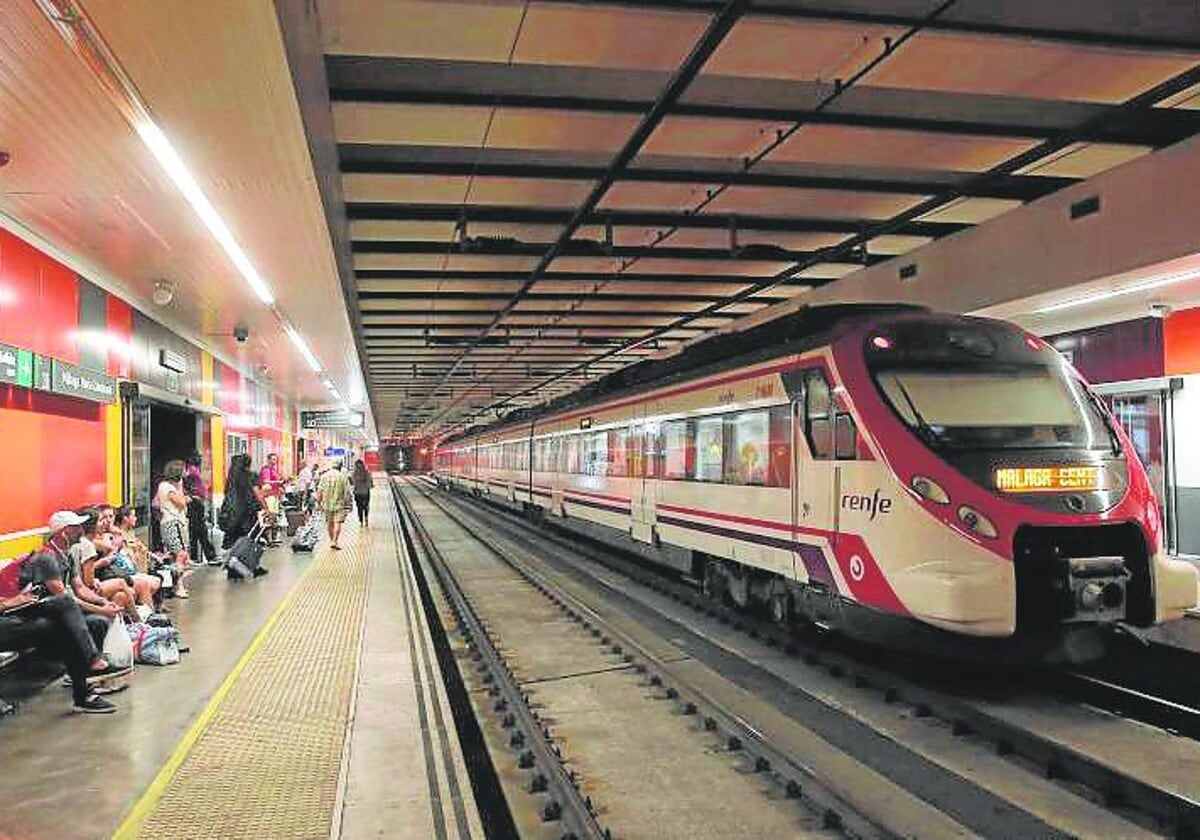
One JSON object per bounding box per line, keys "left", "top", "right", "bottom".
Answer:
{"left": 102, "top": 617, "right": 134, "bottom": 669}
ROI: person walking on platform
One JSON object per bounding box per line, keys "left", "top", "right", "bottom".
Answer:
{"left": 184, "top": 452, "right": 218, "bottom": 566}
{"left": 316, "top": 460, "right": 353, "bottom": 550}
{"left": 351, "top": 459, "right": 372, "bottom": 528}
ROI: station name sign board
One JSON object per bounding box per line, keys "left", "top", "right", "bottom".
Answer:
{"left": 302, "top": 409, "right": 365, "bottom": 430}
{"left": 0, "top": 342, "right": 114, "bottom": 403}
{"left": 51, "top": 360, "right": 117, "bottom": 404}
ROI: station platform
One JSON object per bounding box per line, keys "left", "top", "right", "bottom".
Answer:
{"left": 0, "top": 483, "right": 482, "bottom": 840}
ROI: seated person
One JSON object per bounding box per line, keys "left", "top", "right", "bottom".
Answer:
{"left": 73, "top": 509, "right": 140, "bottom": 622}
{"left": 95, "top": 505, "right": 161, "bottom": 609}
{"left": 0, "top": 553, "right": 132, "bottom": 713}
{"left": 39, "top": 510, "right": 132, "bottom": 623}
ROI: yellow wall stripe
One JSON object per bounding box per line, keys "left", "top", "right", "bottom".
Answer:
{"left": 105, "top": 402, "right": 123, "bottom": 506}
{"left": 0, "top": 533, "right": 46, "bottom": 562}
{"left": 200, "top": 352, "right": 215, "bottom": 408}
{"left": 211, "top": 414, "right": 226, "bottom": 495}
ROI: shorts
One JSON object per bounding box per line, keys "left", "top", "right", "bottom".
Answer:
{"left": 324, "top": 509, "right": 348, "bottom": 525}
{"left": 161, "top": 519, "right": 189, "bottom": 555}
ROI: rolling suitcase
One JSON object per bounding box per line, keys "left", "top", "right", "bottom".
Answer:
{"left": 226, "top": 518, "right": 266, "bottom": 580}
{"left": 284, "top": 509, "right": 306, "bottom": 537}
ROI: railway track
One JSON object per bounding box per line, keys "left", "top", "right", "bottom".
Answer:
{"left": 395, "top": 477, "right": 1200, "bottom": 838}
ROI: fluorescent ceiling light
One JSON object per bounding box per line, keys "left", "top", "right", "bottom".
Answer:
{"left": 284, "top": 323, "right": 321, "bottom": 372}
{"left": 135, "top": 121, "right": 275, "bottom": 305}
{"left": 1034, "top": 270, "right": 1200, "bottom": 314}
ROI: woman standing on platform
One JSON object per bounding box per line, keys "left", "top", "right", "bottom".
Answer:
{"left": 351, "top": 459, "right": 372, "bottom": 528}
{"left": 219, "top": 454, "right": 262, "bottom": 551}
{"left": 156, "top": 460, "right": 192, "bottom": 599}
{"left": 316, "top": 460, "right": 353, "bottom": 550}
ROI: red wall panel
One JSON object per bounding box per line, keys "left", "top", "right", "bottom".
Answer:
{"left": 106, "top": 296, "right": 134, "bottom": 378}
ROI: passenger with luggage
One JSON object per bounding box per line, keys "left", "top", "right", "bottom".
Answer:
{"left": 316, "top": 459, "right": 353, "bottom": 550}
{"left": 184, "top": 452, "right": 219, "bottom": 566}
{"left": 351, "top": 459, "right": 372, "bottom": 528}
{"left": 218, "top": 454, "right": 263, "bottom": 550}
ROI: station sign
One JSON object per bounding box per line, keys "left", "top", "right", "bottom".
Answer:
{"left": 324, "top": 447, "right": 347, "bottom": 457}
{"left": 49, "top": 359, "right": 117, "bottom": 404}
{"left": 302, "top": 409, "right": 364, "bottom": 429}
{"left": 0, "top": 342, "right": 33, "bottom": 388}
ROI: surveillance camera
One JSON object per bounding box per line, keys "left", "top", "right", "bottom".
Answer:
{"left": 233, "top": 325, "right": 249, "bottom": 343}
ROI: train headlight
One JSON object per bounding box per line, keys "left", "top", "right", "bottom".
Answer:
{"left": 957, "top": 505, "right": 998, "bottom": 539}
{"left": 911, "top": 475, "right": 949, "bottom": 505}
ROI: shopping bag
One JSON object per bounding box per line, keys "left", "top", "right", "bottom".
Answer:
{"left": 102, "top": 618, "right": 134, "bottom": 669}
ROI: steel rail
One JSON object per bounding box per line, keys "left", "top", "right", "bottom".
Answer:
{"left": 390, "top": 480, "right": 609, "bottom": 840}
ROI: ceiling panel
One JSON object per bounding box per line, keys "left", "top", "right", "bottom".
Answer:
{"left": 771, "top": 125, "right": 1040, "bottom": 172}
{"left": 513, "top": 4, "right": 707, "bottom": 71}
{"left": 867, "top": 32, "right": 1199, "bottom": 103}
{"left": 1017, "top": 142, "right": 1152, "bottom": 178}
{"left": 319, "top": 0, "right": 526, "bottom": 61}
{"left": 705, "top": 186, "right": 928, "bottom": 218}
{"left": 706, "top": 18, "right": 904, "bottom": 82}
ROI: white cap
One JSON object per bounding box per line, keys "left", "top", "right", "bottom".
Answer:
{"left": 48, "top": 510, "right": 88, "bottom": 531}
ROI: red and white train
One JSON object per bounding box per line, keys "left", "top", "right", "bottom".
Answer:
{"left": 435, "top": 305, "right": 1197, "bottom": 661}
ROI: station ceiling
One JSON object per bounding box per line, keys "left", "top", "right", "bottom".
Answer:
{"left": 296, "top": 0, "right": 1200, "bottom": 439}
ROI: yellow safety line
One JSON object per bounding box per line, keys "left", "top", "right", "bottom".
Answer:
{"left": 110, "top": 565, "right": 315, "bottom": 840}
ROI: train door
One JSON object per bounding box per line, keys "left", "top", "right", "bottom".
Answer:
{"left": 631, "top": 415, "right": 657, "bottom": 544}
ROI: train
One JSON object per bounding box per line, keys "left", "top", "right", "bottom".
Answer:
{"left": 434, "top": 305, "right": 1198, "bottom": 662}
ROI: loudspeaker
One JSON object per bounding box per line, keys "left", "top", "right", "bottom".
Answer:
{"left": 118, "top": 381, "right": 140, "bottom": 403}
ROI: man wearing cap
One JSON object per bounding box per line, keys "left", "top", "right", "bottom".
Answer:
{"left": 0, "top": 511, "right": 134, "bottom": 713}
{"left": 37, "top": 510, "right": 132, "bottom": 621}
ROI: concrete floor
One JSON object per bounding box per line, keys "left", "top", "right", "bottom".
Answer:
{"left": 0, "top": 544, "right": 314, "bottom": 840}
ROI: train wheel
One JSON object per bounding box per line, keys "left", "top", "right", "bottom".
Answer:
{"left": 702, "top": 561, "right": 726, "bottom": 603}
{"left": 767, "top": 593, "right": 790, "bottom": 625}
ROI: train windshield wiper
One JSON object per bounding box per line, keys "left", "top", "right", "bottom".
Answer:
{"left": 893, "top": 378, "right": 944, "bottom": 447}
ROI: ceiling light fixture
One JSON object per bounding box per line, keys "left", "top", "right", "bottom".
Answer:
{"left": 284, "top": 323, "right": 321, "bottom": 373}
{"left": 136, "top": 121, "right": 274, "bottom": 305}
{"left": 1034, "top": 269, "right": 1200, "bottom": 314}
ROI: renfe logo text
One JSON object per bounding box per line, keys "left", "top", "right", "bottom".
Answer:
{"left": 841, "top": 489, "right": 892, "bottom": 521}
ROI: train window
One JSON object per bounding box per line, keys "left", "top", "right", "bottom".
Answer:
{"left": 804, "top": 369, "right": 834, "bottom": 459}
{"left": 643, "top": 423, "right": 663, "bottom": 479}
{"left": 564, "top": 434, "right": 581, "bottom": 474}
{"left": 662, "top": 420, "right": 690, "bottom": 480}
{"left": 725, "top": 411, "right": 768, "bottom": 485}
{"left": 609, "top": 428, "right": 629, "bottom": 477}
{"left": 627, "top": 426, "right": 644, "bottom": 479}
{"left": 767, "top": 404, "right": 791, "bottom": 487}
{"left": 585, "top": 432, "right": 608, "bottom": 476}
{"left": 694, "top": 416, "right": 724, "bottom": 482}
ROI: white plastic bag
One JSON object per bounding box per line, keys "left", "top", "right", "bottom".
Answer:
{"left": 102, "top": 617, "right": 134, "bottom": 669}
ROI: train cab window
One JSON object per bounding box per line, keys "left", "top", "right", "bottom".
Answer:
{"left": 694, "top": 416, "right": 724, "bottom": 482}
{"left": 804, "top": 368, "right": 861, "bottom": 461}
{"left": 804, "top": 370, "right": 834, "bottom": 459}
{"left": 662, "top": 420, "right": 690, "bottom": 480}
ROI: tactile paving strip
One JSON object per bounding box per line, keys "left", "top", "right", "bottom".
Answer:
{"left": 128, "top": 537, "right": 370, "bottom": 840}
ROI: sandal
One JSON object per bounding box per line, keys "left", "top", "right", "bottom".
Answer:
{"left": 174, "top": 589, "right": 190, "bottom": 599}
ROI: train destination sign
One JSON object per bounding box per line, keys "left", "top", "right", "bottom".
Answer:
{"left": 0, "top": 342, "right": 33, "bottom": 388}
{"left": 994, "top": 465, "right": 1100, "bottom": 493}
{"left": 302, "top": 409, "right": 364, "bottom": 429}
{"left": 50, "top": 359, "right": 117, "bottom": 404}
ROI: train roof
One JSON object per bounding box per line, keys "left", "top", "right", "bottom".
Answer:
{"left": 445, "top": 303, "right": 929, "bottom": 443}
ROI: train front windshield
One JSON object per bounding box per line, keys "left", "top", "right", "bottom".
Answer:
{"left": 875, "top": 368, "right": 1117, "bottom": 452}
